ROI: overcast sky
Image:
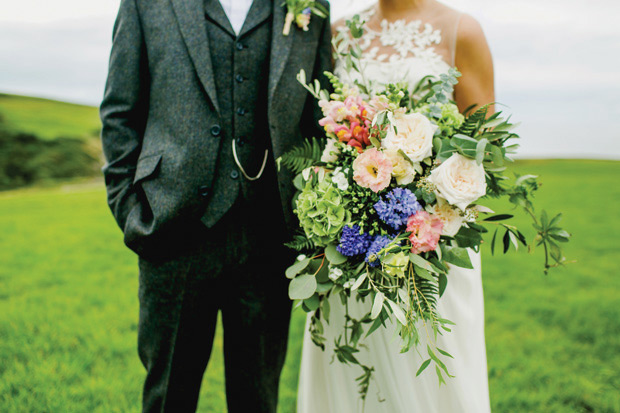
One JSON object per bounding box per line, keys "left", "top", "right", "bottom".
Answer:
{"left": 1, "top": 0, "right": 619, "bottom": 158}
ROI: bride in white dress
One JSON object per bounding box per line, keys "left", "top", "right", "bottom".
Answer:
{"left": 297, "top": 1, "right": 495, "bottom": 412}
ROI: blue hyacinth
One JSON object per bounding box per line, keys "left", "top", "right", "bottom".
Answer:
{"left": 337, "top": 225, "right": 372, "bottom": 257}
{"left": 365, "top": 235, "right": 393, "bottom": 267}
{"left": 374, "top": 188, "right": 422, "bottom": 230}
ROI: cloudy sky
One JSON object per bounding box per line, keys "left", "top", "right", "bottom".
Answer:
{"left": 1, "top": 0, "right": 619, "bottom": 158}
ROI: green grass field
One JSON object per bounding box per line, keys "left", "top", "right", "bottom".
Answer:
{"left": 0, "top": 160, "right": 618, "bottom": 412}
{"left": 0, "top": 94, "right": 100, "bottom": 140}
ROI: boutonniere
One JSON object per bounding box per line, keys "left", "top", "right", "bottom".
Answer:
{"left": 282, "top": 0, "right": 328, "bottom": 36}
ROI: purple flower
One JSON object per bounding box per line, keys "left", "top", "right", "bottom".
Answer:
{"left": 374, "top": 188, "right": 422, "bottom": 230}
{"left": 337, "top": 225, "right": 372, "bottom": 257}
{"left": 302, "top": 7, "right": 312, "bottom": 15}
{"left": 365, "top": 235, "right": 393, "bottom": 267}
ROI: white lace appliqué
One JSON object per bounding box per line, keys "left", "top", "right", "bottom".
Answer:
{"left": 337, "top": 8, "right": 444, "bottom": 66}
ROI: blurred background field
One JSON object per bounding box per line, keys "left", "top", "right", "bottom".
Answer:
{"left": 1, "top": 159, "right": 619, "bottom": 412}
{"left": 0, "top": 94, "right": 100, "bottom": 140}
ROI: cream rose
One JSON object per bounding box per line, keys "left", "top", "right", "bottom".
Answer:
{"left": 428, "top": 153, "right": 487, "bottom": 211}
{"left": 426, "top": 197, "right": 466, "bottom": 236}
{"left": 382, "top": 113, "right": 436, "bottom": 163}
{"left": 385, "top": 148, "right": 415, "bottom": 185}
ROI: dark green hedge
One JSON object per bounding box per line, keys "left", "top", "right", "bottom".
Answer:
{"left": 0, "top": 126, "right": 101, "bottom": 190}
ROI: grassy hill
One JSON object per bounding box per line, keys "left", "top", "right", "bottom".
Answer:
{"left": 0, "top": 160, "right": 618, "bottom": 412}
{"left": 0, "top": 94, "right": 100, "bottom": 140}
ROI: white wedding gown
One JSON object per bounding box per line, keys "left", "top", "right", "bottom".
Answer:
{"left": 297, "top": 4, "right": 491, "bottom": 413}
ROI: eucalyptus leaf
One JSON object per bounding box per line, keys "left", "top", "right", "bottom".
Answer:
{"left": 325, "top": 245, "right": 347, "bottom": 265}
{"left": 475, "top": 138, "right": 488, "bottom": 165}
{"left": 289, "top": 273, "right": 317, "bottom": 300}
{"left": 285, "top": 257, "right": 310, "bottom": 279}
{"left": 316, "top": 281, "right": 333, "bottom": 294}
{"left": 304, "top": 294, "right": 320, "bottom": 311}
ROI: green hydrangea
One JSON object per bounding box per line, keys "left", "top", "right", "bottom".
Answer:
{"left": 417, "top": 103, "right": 464, "bottom": 136}
{"left": 295, "top": 178, "right": 350, "bottom": 246}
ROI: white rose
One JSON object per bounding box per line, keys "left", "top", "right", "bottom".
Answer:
{"left": 331, "top": 167, "right": 349, "bottom": 191}
{"left": 321, "top": 139, "right": 340, "bottom": 163}
{"left": 426, "top": 197, "right": 466, "bottom": 236}
{"left": 382, "top": 113, "right": 436, "bottom": 163}
{"left": 384, "top": 148, "right": 415, "bottom": 185}
{"left": 428, "top": 153, "right": 487, "bottom": 211}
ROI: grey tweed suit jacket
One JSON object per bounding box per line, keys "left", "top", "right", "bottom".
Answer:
{"left": 100, "top": 0, "right": 331, "bottom": 256}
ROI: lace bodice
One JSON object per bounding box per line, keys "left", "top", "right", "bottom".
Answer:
{"left": 335, "top": 5, "right": 462, "bottom": 96}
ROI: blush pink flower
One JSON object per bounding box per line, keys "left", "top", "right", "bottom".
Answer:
{"left": 406, "top": 210, "right": 444, "bottom": 254}
{"left": 352, "top": 148, "right": 393, "bottom": 192}
{"left": 319, "top": 100, "right": 349, "bottom": 122}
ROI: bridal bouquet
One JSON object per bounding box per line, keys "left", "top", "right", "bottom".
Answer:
{"left": 279, "top": 17, "right": 571, "bottom": 399}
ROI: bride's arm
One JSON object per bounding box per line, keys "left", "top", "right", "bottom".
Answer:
{"left": 453, "top": 14, "right": 495, "bottom": 114}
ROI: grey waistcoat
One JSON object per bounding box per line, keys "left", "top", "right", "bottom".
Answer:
{"left": 200, "top": 0, "right": 274, "bottom": 227}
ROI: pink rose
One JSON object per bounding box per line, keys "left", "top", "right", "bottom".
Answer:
{"left": 352, "top": 148, "right": 393, "bottom": 192}
{"left": 406, "top": 210, "right": 444, "bottom": 254}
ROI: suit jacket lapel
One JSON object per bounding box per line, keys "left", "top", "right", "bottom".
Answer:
{"left": 170, "top": 0, "right": 220, "bottom": 113}
{"left": 268, "top": 1, "right": 295, "bottom": 111}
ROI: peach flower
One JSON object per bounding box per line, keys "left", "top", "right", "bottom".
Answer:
{"left": 406, "top": 210, "right": 444, "bottom": 254}
{"left": 352, "top": 148, "right": 393, "bottom": 193}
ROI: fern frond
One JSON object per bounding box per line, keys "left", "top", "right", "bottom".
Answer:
{"left": 284, "top": 233, "right": 316, "bottom": 251}
{"left": 280, "top": 138, "right": 325, "bottom": 175}
{"left": 413, "top": 275, "right": 440, "bottom": 318}
{"left": 457, "top": 104, "right": 492, "bottom": 137}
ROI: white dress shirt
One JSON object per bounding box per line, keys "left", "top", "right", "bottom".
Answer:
{"left": 219, "top": 0, "right": 254, "bottom": 34}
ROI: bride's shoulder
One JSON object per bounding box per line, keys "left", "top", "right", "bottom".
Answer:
{"left": 454, "top": 13, "right": 492, "bottom": 68}
{"left": 456, "top": 14, "right": 488, "bottom": 46}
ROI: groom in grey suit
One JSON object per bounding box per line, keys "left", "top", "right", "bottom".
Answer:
{"left": 100, "top": 0, "right": 331, "bottom": 411}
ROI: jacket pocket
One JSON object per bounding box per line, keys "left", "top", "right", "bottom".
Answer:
{"left": 133, "top": 153, "right": 163, "bottom": 185}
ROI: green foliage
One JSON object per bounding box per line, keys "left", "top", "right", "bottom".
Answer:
{"left": 0, "top": 127, "right": 100, "bottom": 190}
{"left": 0, "top": 94, "right": 100, "bottom": 140}
{"left": 278, "top": 137, "right": 324, "bottom": 175}
{"left": 284, "top": 232, "right": 317, "bottom": 251}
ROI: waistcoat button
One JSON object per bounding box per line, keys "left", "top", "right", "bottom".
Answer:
{"left": 210, "top": 124, "right": 221, "bottom": 137}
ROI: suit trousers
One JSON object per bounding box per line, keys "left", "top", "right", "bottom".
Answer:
{"left": 137, "top": 178, "right": 295, "bottom": 412}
